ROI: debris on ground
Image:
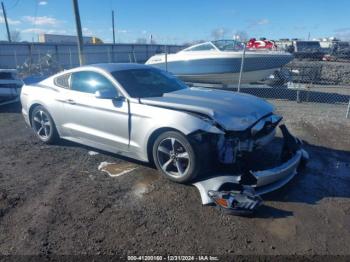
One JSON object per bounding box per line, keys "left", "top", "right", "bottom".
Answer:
{"left": 98, "top": 161, "right": 138, "bottom": 177}
{"left": 88, "top": 151, "right": 99, "bottom": 156}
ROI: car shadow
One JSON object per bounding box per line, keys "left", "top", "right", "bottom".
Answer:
{"left": 195, "top": 137, "right": 350, "bottom": 218}
{"left": 56, "top": 139, "right": 154, "bottom": 168}
{"left": 261, "top": 142, "right": 350, "bottom": 205}
{"left": 253, "top": 205, "right": 294, "bottom": 219}
{"left": 59, "top": 135, "right": 350, "bottom": 211}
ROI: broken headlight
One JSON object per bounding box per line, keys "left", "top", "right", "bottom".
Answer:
{"left": 251, "top": 119, "right": 265, "bottom": 136}
{"left": 251, "top": 114, "right": 282, "bottom": 137}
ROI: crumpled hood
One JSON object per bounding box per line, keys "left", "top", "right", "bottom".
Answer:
{"left": 140, "top": 87, "right": 274, "bottom": 131}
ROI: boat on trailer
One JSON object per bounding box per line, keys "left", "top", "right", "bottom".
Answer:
{"left": 145, "top": 40, "right": 293, "bottom": 85}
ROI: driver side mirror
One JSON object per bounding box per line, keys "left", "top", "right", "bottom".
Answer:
{"left": 95, "top": 89, "right": 122, "bottom": 100}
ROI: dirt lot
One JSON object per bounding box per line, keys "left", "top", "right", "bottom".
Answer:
{"left": 0, "top": 101, "right": 350, "bottom": 258}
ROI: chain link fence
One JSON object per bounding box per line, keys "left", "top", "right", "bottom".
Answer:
{"left": 184, "top": 45, "right": 350, "bottom": 119}
{"left": 0, "top": 42, "right": 183, "bottom": 77}
{"left": 0, "top": 42, "right": 349, "bottom": 118}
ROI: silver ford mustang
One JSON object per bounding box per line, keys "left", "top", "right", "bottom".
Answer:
{"left": 21, "top": 63, "right": 306, "bottom": 186}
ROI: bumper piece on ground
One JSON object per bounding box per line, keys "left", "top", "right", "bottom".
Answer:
{"left": 193, "top": 176, "right": 241, "bottom": 205}
{"left": 193, "top": 124, "right": 308, "bottom": 211}
{"left": 208, "top": 187, "right": 262, "bottom": 216}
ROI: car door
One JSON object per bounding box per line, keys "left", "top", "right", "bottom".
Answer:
{"left": 61, "top": 70, "right": 130, "bottom": 153}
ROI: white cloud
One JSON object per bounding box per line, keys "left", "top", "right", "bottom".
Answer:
{"left": 334, "top": 27, "right": 350, "bottom": 33}
{"left": 47, "top": 29, "right": 68, "bottom": 34}
{"left": 257, "top": 18, "right": 269, "bottom": 25}
{"left": 22, "top": 16, "right": 61, "bottom": 26}
{"left": 82, "top": 27, "right": 93, "bottom": 36}
{"left": 334, "top": 28, "right": 350, "bottom": 40}
{"left": 38, "top": 1, "right": 48, "bottom": 5}
{"left": 21, "top": 28, "right": 45, "bottom": 34}
{"left": 118, "top": 29, "right": 128, "bottom": 34}
{"left": 211, "top": 27, "right": 229, "bottom": 39}
{"left": 248, "top": 18, "right": 270, "bottom": 28}
{"left": 21, "top": 28, "right": 68, "bottom": 35}
{"left": 0, "top": 16, "right": 21, "bottom": 25}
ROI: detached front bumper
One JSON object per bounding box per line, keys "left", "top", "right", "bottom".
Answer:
{"left": 253, "top": 148, "right": 308, "bottom": 195}
{"left": 194, "top": 124, "right": 309, "bottom": 205}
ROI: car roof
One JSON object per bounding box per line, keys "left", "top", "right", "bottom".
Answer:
{"left": 81, "top": 63, "right": 151, "bottom": 73}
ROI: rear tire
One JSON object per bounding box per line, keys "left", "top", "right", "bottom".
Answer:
{"left": 31, "top": 105, "right": 59, "bottom": 144}
{"left": 152, "top": 131, "right": 205, "bottom": 183}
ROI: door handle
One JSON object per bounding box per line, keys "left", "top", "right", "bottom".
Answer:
{"left": 66, "top": 99, "right": 76, "bottom": 104}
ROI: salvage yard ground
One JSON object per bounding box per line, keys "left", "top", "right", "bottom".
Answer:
{"left": 0, "top": 100, "right": 349, "bottom": 256}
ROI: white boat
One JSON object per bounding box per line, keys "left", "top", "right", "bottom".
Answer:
{"left": 146, "top": 40, "right": 294, "bottom": 85}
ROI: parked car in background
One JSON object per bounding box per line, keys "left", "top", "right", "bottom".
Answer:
{"left": 323, "top": 41, "right": 350, "bottom": 62}
{"left": 292, "top": 41, "right": 325, "bottom": 60}
{"left": 0, "top": 69, "right": 23, "bottom": 106}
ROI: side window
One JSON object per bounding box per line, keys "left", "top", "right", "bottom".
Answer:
{"left": 54, "top": 73, "right": 70, "bottom": 88}
{"left": 70, "top": 71, "right": 118, "bottom": 95}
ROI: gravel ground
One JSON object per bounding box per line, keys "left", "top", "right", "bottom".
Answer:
{"left": 286, "top": 60, "right": 350, "bottom": 85}
{"left": 0, "top": 101, "right": 349, "bottom": 258}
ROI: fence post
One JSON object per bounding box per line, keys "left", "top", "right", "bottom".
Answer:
{"left": 28, "top": 44, "right": 33, "bottom": 74}
{"left": 38, "top": 49, "right": 42, "bottom": 73}
{"left": 69, "top": 48, "right": 73, "bottom": 68}
{"left": 346, "top": 99, "right": 350, "bottom": 119}
{"left": 107, "top": 46, "right": 111, "bottom": 63}
{"left": 133, "top": 50, "right": 137, "bottom": 63}
{"left": 55, "top": 44, "right": 59, "bottom": 67}
{"left": 111, "top": 44, "right": 115, "bottom": 62}
{"left": 237, "top": 44, "right": 246, "bottom": 92}
{"left": 164, "top": 45, "right": 168, "bottom": 72}
{"left": 14, "top": 50, "right": 18, "bottom": 68}
{"left": 296, "top": 89, "right": 301, "bottom": 103}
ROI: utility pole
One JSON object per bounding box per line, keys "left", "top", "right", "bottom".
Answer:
{"left": 1, "top": 1, "right": 11, "bottom": 42}
{"left": 72, "top": 0, "right": 84, "bottom": 65}
{"left": 112, "top": 10, "right": 116, "bottom": 44}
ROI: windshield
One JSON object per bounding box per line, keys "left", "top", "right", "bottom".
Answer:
{"left": 212, "top": 40, "right": 245, "bottom": 51}
{"left": 112, "top": 68, "right": 187, "bottom": 98}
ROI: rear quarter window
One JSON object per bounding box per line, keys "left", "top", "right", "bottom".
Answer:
{"left": 54, "top": 74, "right": 71, "bottom": 89}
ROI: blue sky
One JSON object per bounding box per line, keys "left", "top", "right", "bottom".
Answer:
{"left": 1, "top": 0, "right": 350, "bottom": 44}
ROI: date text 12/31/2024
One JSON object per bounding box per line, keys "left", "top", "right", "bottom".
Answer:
{"left": 127, "top": 255, "right": 219, "bottom": 261}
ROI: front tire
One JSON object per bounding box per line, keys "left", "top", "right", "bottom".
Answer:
{"left": 31, "top": 105, "right": 59, "bottom": 144}
{"left": 152, "top": 131, "right": 204, "bottom": 183}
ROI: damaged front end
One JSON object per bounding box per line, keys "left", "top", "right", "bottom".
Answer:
{"left": 193, "top": 119, "right": 309, "bottom": 215}
{"left": 216, "top": 114, "right": 283, "bottom": 164}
